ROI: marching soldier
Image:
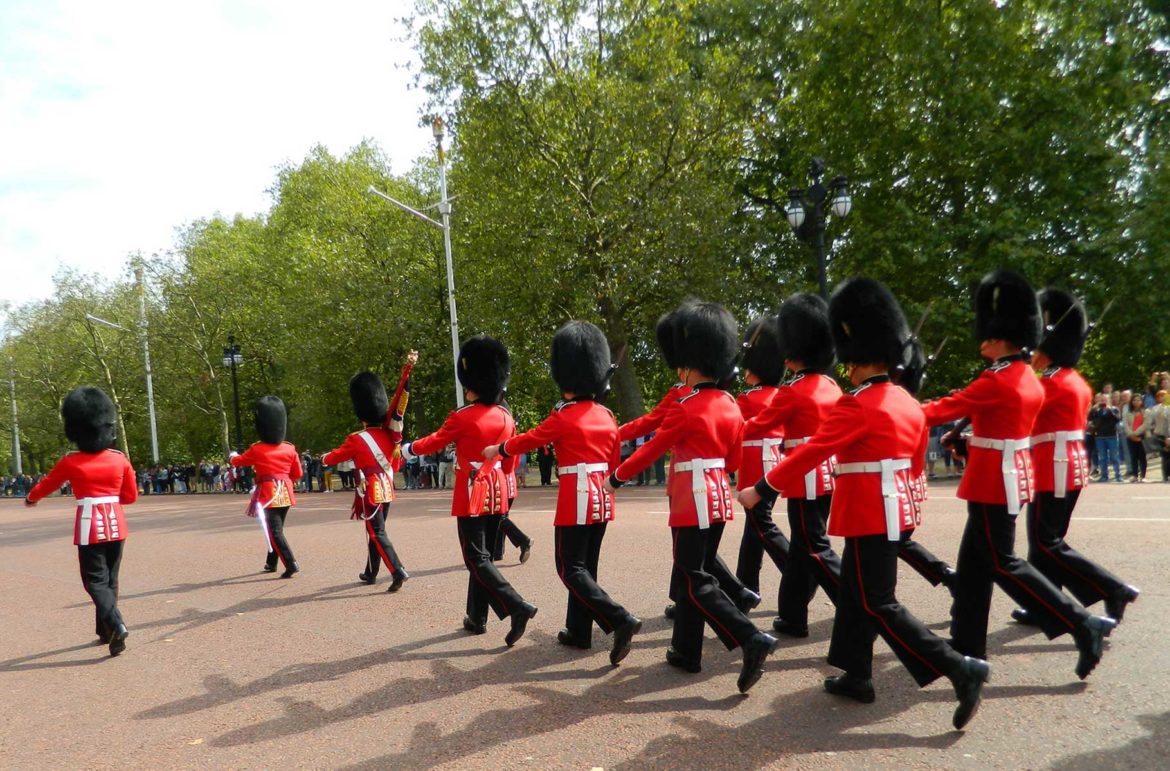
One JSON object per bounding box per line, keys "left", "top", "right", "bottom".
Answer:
{"left": 922, "top": 270, "right": 1116, "bottom": 679}
{"left": 892, "top": 339, "right": 960, "bottom": 594}
{"left": 607, "top": 301, "right": 779, "bottom": 694}
{"left": 1014, "top": 288, "right": 1139, "bottom": 625}
{"left": 230, "top": 396, "right": 304, "bottom": 578}
{"left": 485, "top": 321, "right": 642, "bottom": 665}
{"left": 492, "top": 400, "right": 534, "bottom": 565}
{"left": 322, "top": 354, "right": 416, "bottom": 593}
{"left": 25, "top": 386, "right": 137, "bottom": 656}
{"left": 733, "top": 314, "right": 791, "bottom": 596}
{"left": 741, "top": 293, "right": 843, "bottom": 638}
{"left": 622, "top": 309, "right": 760, "bottom": 619}
{"left": 403, "top": 335, "right": 538, "bottom": 647}
{"left": 739, "top": 278, "right": 989, "bottom": 729}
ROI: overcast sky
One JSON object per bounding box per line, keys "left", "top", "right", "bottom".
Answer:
{"left": 0, "top": 0, "right": 431, "bottom": 309}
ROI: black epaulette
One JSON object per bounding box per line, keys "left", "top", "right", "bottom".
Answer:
{"left": 1043, "top": 366, "right": 1061, "bottom": 378}
{"left": 850, "top": 382, "right": 873, "bottom": 396}
{"left": 553, "top": 400, "right": 569, "bottom": 412}
{"left": 789, "top": 373, "right": 806, "bottom": 385}
{"left": 989, "top": 361, "right": 1012, "bottom": 372}
{"left": 677, "top": 390, "right": 700, "bottom": 404}
{"left": 743, "top": 385, "right": 762, "bottom": 395}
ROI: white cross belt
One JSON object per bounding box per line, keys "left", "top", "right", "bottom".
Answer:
{"left": 968, "top": 436, "right": 1032, "bottom": 514}
{"left": 77, "top": 496, "right": 120, "bottom": 546}
{"left": 674, "top": 458, "right": 726, "bottom": 530}
{"left": 836, "top": 459, "right": 912, "bottom": 541}
{"left": 784, "top": 436, "right": 819, "bottom": 499}
{"left": 556, "top": 463, "right": 609, "bottom": 525}
{"left": 1032, "top": 430, "right": 1084, "bottom": 499}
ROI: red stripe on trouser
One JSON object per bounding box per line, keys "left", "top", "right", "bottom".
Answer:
{"left": 267, "top": 519, "right": 289, "bottom": 568}
{"left": 800, "top": 499, "right": 838, "bottom": 586}
{"left": 460, "top": 523, "right": 510, "bottom": 614}
{"left": 982, "top": 504, "right": 1074, "bottom": 630}
{"left": 1032, "top": 497, "right": 1106, "bottom": 597}
{"left": 852, "top": 539, "right": 942, "bottom": 677}
{"left": 674, "top": 530, "right": 741, "bottom": 645}
{"left": 556, "top": 529, "right": 608, "bottom": 630}
{"left": 366, "top": 511, "right": 396, "bottom": 575}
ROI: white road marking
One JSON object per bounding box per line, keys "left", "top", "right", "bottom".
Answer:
{"left": 1077, "top": 517, "right": 1170, "bottom": 522}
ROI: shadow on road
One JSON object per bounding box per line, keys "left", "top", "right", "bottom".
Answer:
{"left": 1051, "top": 710, "right": 1170, "bottom": 769}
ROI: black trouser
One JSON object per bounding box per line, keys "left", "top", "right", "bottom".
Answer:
{"left": 898, "top": 534, "right": 952, "bottom": 586}
{"left": 735, "top": 496, "right": 790, "bottom": 593}
{"left": 829, "top": 534, "right": 964, "bottom": 686}
{"left": 1160, "top": 444, "right": 1170, "bottom": 480}
{"left": 669, "top": 523, "right": 759, "bottom": 662}
{"left": 538, "top": 457, "right": 553, "bottom": 486}
{"left": 263, "top": 506, "right": 296, "bottom": 569}
{"left": 79, "top": 541, "right": 125, "bottom": 638}
{"left": 556, "top": 524, "right": 633, "bottom": 639}
{"left": 362, "top": 506, "right": 406, "bottom": 578}
{"left": 1126, "top": 439, "right": 1147, "bottom": 478}
{"left": 1026, "top": 490, "right": 1125, "bottom": 608}
{"left": 459, "top": 516, "right": 527, "bottom": 624}
{"left": 778, "top": 495, "right": 840, "bottom": 627}
{"left": 492, "top": 513, "right": 531, "bottom": 561}
{"left": 951, "top": 502, "right": 1089, "bottom": 658}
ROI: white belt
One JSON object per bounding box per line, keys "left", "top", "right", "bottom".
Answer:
{"left": 77, "top": 496, "right": 119, "bottom": 546}
{"left": 783, "top": 436, "right": 819, "bottom": 499}
{"left": 743, "top": 437, "right": 784, "bottom": 478}
{"left": 557, "top": 463, "right": 609, "bottom": 525}
{"left": 837, "top": 459, "right": 912, "bottom": 541}
{"left": 1032, "top": 430, "right": 1084, "bottom": 499}
{"left": 674, "top": 458, "right": 726, "bottom": 530}
{"left": 969, "top": 436, "right": 1031, "bottom": 514}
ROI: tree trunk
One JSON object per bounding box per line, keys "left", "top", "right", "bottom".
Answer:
{"left": 597, "top": 296, "right": 646, "bottom": 423}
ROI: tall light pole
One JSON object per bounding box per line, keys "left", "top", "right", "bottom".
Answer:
{"left": 134, "top": 263, "right": 160, "bottom": 464}
{"left": 84, "top": 309, "right": 160, "bottom": 464}
{"left": 222, "top": 336, "right": 244, "bottom": 451}
{"left": 367, "top": 117, "right": 464, "bottom": 408}
{"left": 7, "top": 347, "right": 20, "bottom": 476}
{"left": 784, "top": 158, "right": 853, "bottom": 299}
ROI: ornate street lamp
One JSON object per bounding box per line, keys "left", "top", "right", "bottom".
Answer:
{"left": 784, "top": 158, "right": 852, "bottom": 299}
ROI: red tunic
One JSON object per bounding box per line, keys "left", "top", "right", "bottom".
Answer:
{"left": 618, "top": 383, "right": 689, "bottom": 440}
{"left": 922, "top": 358, "right": 1043, "bottom": 510}
{"left": 615, "top": 383, "right": 742, "bottom": 528}
{"left": 1031, "top": 367, "right": 1091, "bottom": 496}
{"left": 411, "top": 402, "right": 515, "bottom": 517}
{"left": 503, "top": 399, "right": 620, "bottom": 526}
{"left": 760, "top": 379, "right": 925, "bottom": 538}
{"left": 231, "top": 441, "right": 302, "bottom": 510}
{"left": 735, "top": 385, "right": 782, "bottom": 490}
{"left": 745, "top": 372, "right": 842, "bottom": 498}
{"left": 323, "top": 427, "right": 403, "bottom": 518}
{"left": 27, "top": 449, "right": 137, "bottom": 545}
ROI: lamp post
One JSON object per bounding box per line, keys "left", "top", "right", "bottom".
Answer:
{"left": 367, "top": 117, "right": 464, "bottom": 408}
{"left": 6, "top": 348, "right": 19, "bottom": 476}
{"left": 85, "top": 302, "right": 160, "bottom": 464}
{"left": 222, "top": 336, "right": 244, "bottom": 451}
{"left": 784, "top": 157, "right": 852, "bottom": 299}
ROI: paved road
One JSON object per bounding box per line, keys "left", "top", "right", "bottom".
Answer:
{"left": 1, "top": 480, "right": 1167, "bottom": 769}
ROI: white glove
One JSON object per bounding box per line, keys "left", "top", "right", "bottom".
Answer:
{"left": 400, "top": 442, "right": 415, "bottom": 462}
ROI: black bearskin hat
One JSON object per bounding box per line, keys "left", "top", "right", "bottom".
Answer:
{"left": 458, "top": 335, "right": 510, "bottom": 405}
{"left": 62, "top": 386, "right": 118, "bottom": 453}
{"left": 550, "top": 321, "right": 612, "bottom": 398}
{"left": 254, "top": 395, "right": 287, "bottom": 444}
{"left": 777, "top": 292, "right": 835, "bottom": 373}
{"left": 742, "top": 315, "right": 784, "bottom": 386}
{"left": 974, "top": 270, "right": 1041, "bottom": 350}
{"left": 655, "top": 309, "right": 683, "bottom": 370}
{"left": 829, "top": 277, "right": 911, "bottom": 367}
{"left": 1037, "top": 288, "right": 1087, "bottom": 368}
{"left": 672, "top": 301, "right": 739, "bottom": 379}
{"left": 895, "top": 338, "right": 928, "bottom": 396}
{"left": 349, "top": 371, "right": 389, "bottom": 425}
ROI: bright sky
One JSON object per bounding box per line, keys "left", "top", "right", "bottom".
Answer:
{"left": 0, "top": 0, "right": 430, "bottom": 309}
